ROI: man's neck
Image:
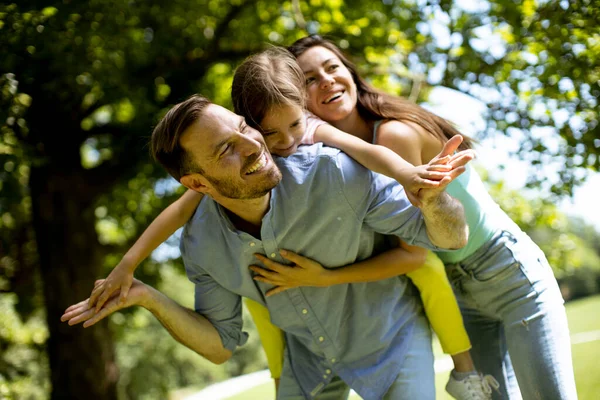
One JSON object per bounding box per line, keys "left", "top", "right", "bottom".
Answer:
{"left": 217, "top": 193, "right": 271, "bottom": 236}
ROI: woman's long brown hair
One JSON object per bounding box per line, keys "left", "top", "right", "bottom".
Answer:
{"left": 288, "top": 35, "right": 475, "bottom": 150}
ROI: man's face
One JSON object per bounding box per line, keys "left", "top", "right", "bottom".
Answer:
{"left": 180, "top": 104, "right": 282, "bottom": 199}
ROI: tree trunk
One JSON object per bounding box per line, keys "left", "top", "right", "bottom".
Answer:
{"left": 30, "top": 166, "right": 118, "bottom": 400}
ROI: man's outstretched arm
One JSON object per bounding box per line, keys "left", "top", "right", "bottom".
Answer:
{"left": 419, "top": 190, "right": 469, "bottom": 250}
{"left": 417, "top": 135, "right": 473, "bottom": 249}
{"left": 61, "top": 279, "right": 232, "bottom": 364}
{"left": 342, "top": 134, "right": 472, "bottom": 251}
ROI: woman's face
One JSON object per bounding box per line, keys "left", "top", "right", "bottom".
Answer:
{"left": 296, "top": 46, "right": 358, "bottom": 124}
{"left": 259, "top": 103, "right": 306, "bottom": 157}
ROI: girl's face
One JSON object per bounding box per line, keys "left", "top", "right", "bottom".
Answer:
{"left": 296, "top": 46, "right": 358, "bottom": 124}
{"left": 259, "top": 103, "right": 306, "bottom": 157}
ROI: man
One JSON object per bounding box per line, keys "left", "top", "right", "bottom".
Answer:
{"left": 63, "top": 95, "right": 473, "bottom": 399}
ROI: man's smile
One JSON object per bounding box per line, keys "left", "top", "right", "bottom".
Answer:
{"left": 244, "top": 152, "right": 268, "bottom": 175}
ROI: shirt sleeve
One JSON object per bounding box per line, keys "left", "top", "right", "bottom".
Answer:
{"left": 302, "top": 112, "right": 327, "bottom": 145}
{"left": 333, "top": 151, "right": 445, "bottom": 251}
{"left": 183, "top": 256, "right": 249, "bottom": 353}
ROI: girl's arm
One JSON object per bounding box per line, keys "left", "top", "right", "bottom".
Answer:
{"left": 89, "top": 189, "right": 203, "bottom": 311}
{"left": 314, "top": 124, "right": 449, "bottom": 200}
{"left": 250, "top": 241, "right": 427, "bottom": 297}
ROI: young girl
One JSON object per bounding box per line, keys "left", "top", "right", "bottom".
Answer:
{"left": 286, "top": 35, "right": 577, "bottom": 400}
{"left": 88, "top": 47, "right": 496, "bottom": 399}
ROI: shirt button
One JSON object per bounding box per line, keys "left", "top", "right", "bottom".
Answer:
{"left": 318, "top": 336, "right": 325, "bottom": 342}
{"left": 249, "top": 242, "right": 256, "bottom": 247}
{"left": 302, "top": 309, "right": 308, "bottom": 315}
{"left": 270, "top": 253, "right": 276, "bottom": 258}
{"left": 331, "top": 358, "right": 336, "bottom": 363}
{"left": 326, "top": 369, "right": 331, "bottom": 374}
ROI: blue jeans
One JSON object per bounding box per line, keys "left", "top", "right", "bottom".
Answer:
{"left": 277, "top": 314, "right": 435, "bottom": 399}
{"left": 446, "top": 230, "right": 578, "bottom": 400}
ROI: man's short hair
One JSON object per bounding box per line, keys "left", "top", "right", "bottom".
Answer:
{"left": 150, "top": 94, "right": 210, "bottom": 181}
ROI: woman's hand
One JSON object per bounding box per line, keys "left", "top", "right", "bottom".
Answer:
{"left": 250, "top": 250, "right": 333, "bottom": 296}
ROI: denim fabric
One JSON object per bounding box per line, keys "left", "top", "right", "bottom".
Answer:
{"left": 277, "top": 372, "right": 351, "bottom": 400}
{"left": 446, "top": 230, "right": 578, "bottom": 400}
{"left": 181, "top": 144, "right": 444, "bottom": 400}
{"left": 277, "top": 314, "right": 435, "bottom": 400}
{"left": 381, "top": 313, "right": 435, "bottom": 399}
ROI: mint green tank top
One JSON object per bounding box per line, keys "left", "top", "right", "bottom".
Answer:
{"left": 373, "top": 121, "right": 511, "bottom": 263}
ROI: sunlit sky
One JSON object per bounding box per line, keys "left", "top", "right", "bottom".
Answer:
{"left": 417, "top": 0, "right": 598, "bottom": 231}
{"left": 427, "top": 87, "right": 600, "bottom": 230}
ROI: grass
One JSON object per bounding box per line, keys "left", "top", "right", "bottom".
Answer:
{"left": 200, "top": 295, "right": 600, "bottom": 400}
{"left": 566, "top": 295, "right": 600, "bottom": 400}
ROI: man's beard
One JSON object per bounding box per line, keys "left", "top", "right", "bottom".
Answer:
{"left": 204, "top": 167, "right": 282, "bottom": 200}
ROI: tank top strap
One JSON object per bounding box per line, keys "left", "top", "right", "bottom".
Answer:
{"left": 372, "top": 120, "right": 384, "bottom": 144}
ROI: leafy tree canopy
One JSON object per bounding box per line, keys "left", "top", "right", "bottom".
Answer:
{"left": 0, "top": 1, "right": 598, "bottom": 399}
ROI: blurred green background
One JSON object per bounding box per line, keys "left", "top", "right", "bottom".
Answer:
{"left": 1, "top": 0, "right": 599, "bottom": 399}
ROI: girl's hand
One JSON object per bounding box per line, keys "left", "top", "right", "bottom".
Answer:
{"left": 250, "top": 250, "right": 332, "bottom": 297}
{"left": 88, "top": 261, "right": 135, "bottom": 312}
{"left": 397, "top": 163, "right": 454, "bottom": 207}
{"left": 62, "top": 278, "right": 149, "bottom": 328}
{"left": 411, "top": 136, "right": 476, "bottom": 206}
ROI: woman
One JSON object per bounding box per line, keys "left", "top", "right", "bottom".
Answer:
{"left": 277, "top": 35, "right": 578, "bottom": 400}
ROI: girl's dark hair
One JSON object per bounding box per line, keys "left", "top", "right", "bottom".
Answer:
{"left": 231, "top": 46, "right": 306, "bottom": 129}
{"left": 288, "top": 35, "right": 475, "bottom": 150}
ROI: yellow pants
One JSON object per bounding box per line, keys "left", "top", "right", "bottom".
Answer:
{"left": 244, "top": 251, "right": 471, "bottom": 379}
{"left": 244, "top": 297, "right": 285, "bottom": 379}
{"left": 407, "top": 251, "right": 471, "bottom": 355}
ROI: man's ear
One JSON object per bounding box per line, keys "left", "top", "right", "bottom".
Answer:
{"left": 180, "top": 173, "right": 210, "bottom": 194}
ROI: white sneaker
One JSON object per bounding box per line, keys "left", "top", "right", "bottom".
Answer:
{"left": 445, "top": 372, "right": 500, "bottom": 400}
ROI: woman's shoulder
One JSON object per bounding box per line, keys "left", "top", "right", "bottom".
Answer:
{"left": 375, "top": 119, "right": 426, "bottom": 148}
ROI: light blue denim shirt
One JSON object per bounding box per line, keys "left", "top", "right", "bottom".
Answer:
{"left": 180, "top": 144, "right": 442, "bottom": 400}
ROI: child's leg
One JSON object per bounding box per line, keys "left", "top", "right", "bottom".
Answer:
{"left": 406, "top": 251, "right": 473, "bottom": 371}
{"left": 244, "top": 298, "right": 286, "bottom": 380}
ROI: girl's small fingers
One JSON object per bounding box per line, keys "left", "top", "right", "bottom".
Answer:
{"left": 89, "top": 285, "right": 104, "bottom": 304}
{"left": 95, "top": 292, "right": 111, "bottom": 313}
{"left": 250, "top": 265, "right": 274, "bottom": 278}
{"left": 254, "top": 254, "right": 284, "bottom": 272}
{"left": 252, "top": 268, "right": 279, "bottom": 281}
{"left": 279, "top": 250, "right": 308, "bottom": 265}
{"left": 253, "top": 276, "right": 279, "bottom": 286}
{"left": 119, "top": 286, "right": 130, "bottom": 305}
